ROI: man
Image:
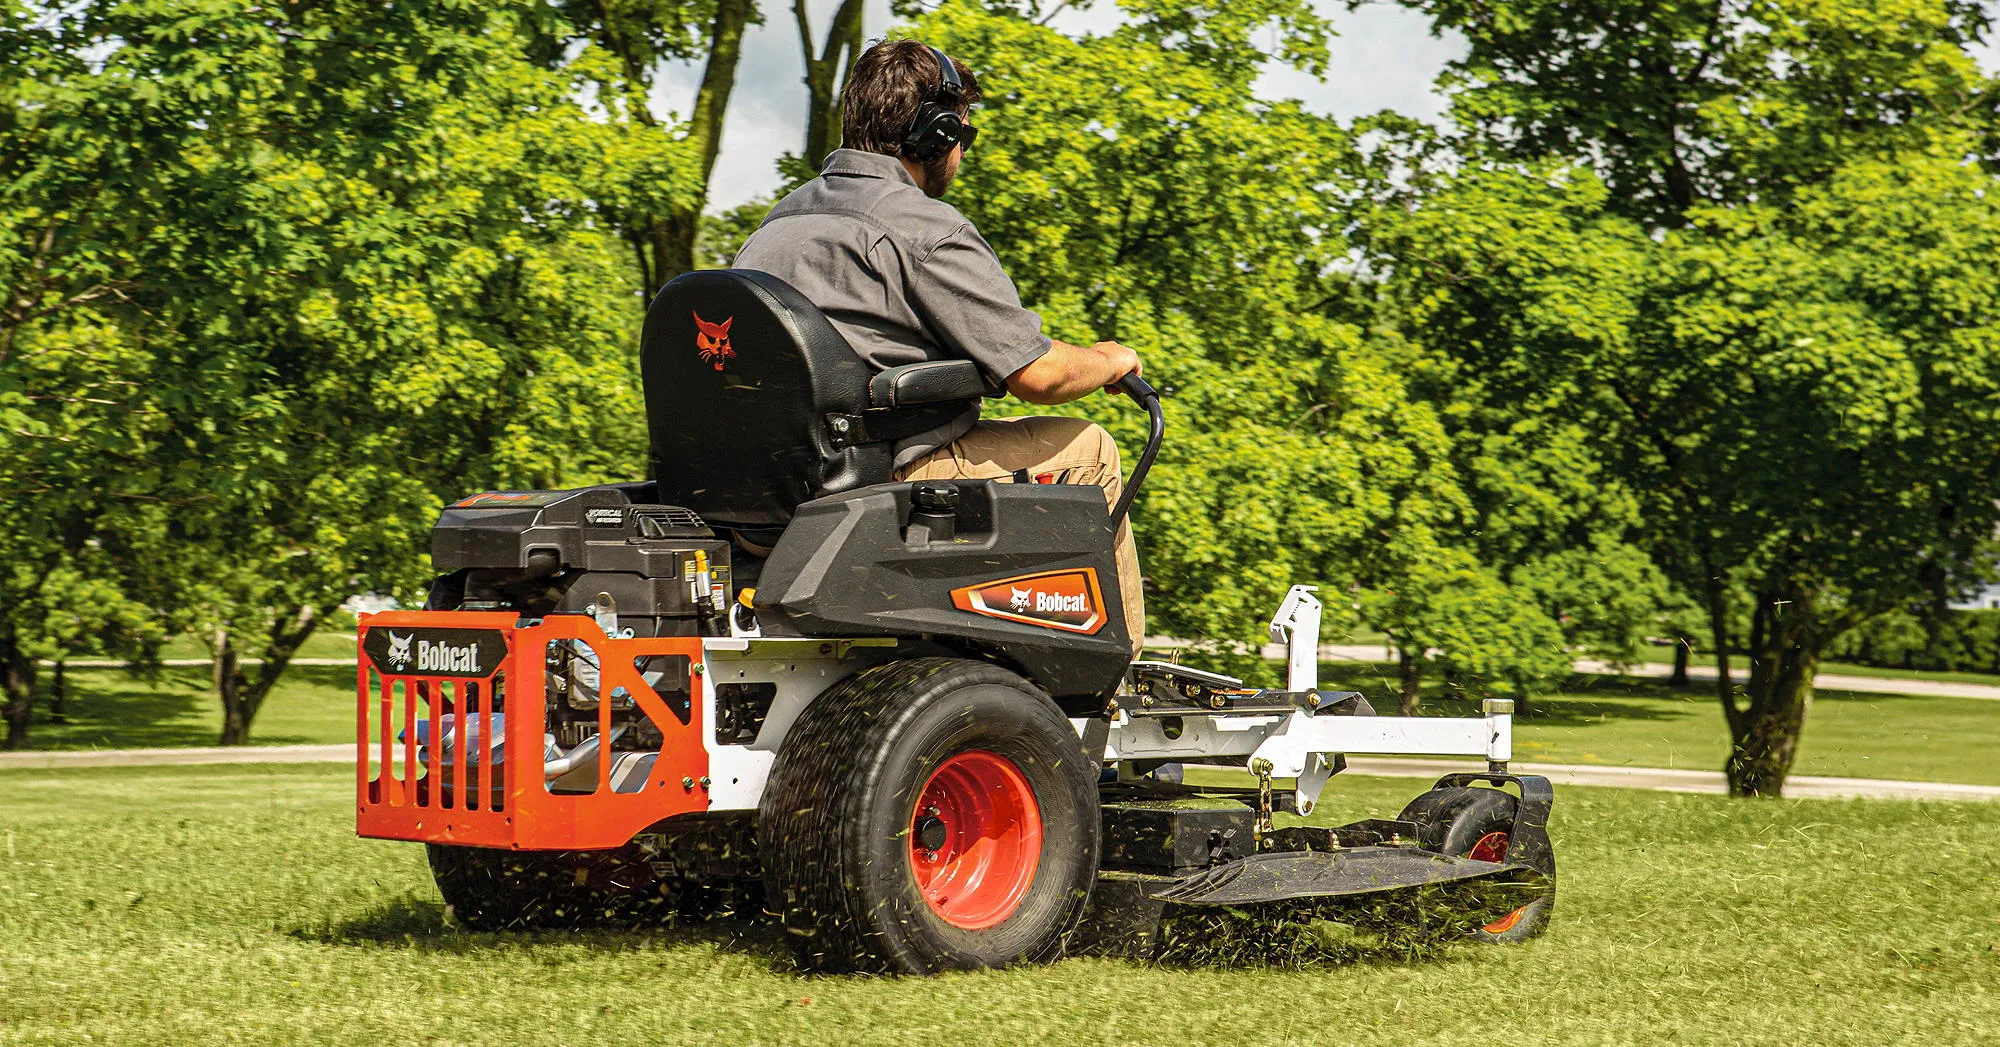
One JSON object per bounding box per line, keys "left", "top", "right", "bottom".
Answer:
{"left": 734, "top": 39, "right": 1148, "bottom": 653}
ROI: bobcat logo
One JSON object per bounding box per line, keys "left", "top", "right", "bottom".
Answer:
{"left": 1010, "top": 587, "right": 1033, "bottom": 612}
{"left": 385, "top": 632, "right": 413, "bottom": 670}
{"left": 693, "top": 312, "right": 736, "bottom": 371}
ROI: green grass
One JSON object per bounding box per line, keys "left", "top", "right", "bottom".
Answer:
{"left": 152, "top": 631, "right": 360, "bottom": 662}
{"left": 1319, "top": 662, "right": 2000, "bottom": 786}
{"left": 2, "top": 763, "right": 1995, "bottom": 1045}
{"left": 24, "top": 664, "right": 355, "bottom": 750}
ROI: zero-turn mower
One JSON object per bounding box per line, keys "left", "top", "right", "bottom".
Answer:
{"left": 354, "top": 269, "right": 1556, "bottom": 974}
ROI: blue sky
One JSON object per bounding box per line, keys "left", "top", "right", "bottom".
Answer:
{"left": 654, "top": 0, "right": 1464, "bottom": 210}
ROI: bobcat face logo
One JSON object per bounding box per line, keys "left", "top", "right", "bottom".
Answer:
{"left": 385, "top": 632, "right": 413, "bottom": 669}
{"left": 693, "top": 312, "right": 735, "bottom": 371}
{"left": 1010, "top": 587, "right": 1033, "bottom": 612}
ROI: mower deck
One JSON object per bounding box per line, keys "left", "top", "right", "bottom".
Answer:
{"left": 1147, "top": 847, "right": 1540, "bottom": 907}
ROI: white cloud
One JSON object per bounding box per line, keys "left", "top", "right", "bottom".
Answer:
{"left": 657, "top": 0, "right": 1461, "bottom": 210}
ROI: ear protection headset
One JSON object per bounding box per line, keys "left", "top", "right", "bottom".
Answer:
{"left": 901, "top": 46, "right": 975, "bottom": 163}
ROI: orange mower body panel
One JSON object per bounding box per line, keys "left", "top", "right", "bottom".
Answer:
{"left": 354, "top": 611, "right": 710, "bottom": 851}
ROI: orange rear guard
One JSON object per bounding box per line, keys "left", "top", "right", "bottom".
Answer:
{"left": 355, "top": 611, "right": 709, "bottom": 851}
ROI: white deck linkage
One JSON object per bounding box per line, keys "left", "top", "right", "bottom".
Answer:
{"left": 1098, "top": 584, "right": 1512, "bottom": 814}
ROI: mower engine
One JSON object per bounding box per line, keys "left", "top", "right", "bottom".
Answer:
{"left": 420, "top": 483, "right": 728, "bottom": 795}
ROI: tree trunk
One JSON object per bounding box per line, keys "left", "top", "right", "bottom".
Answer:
{"left": 215, "top": 626, "right": 248, "bottom": 746}
{"left": 216, "top": 605, "right": 320, "bottom": 746}
{"left": 48, "top": 659, "right": 68, "bottom": 724}
{"left": 653, "top": 0, "right": 755, "bottom": 285}
{"left": 1670, "top": 639, "right": 1690, "bottom": 687}
{"left": 796, "top": 0, "right": 865, "bottom": 166}
{"left": 2, "top": 631, "right": 34, "bottom": 750}
{"left": 1701, "top": 568, "right": 1735, "bottom": 711}
{"left": 1723, "top": 591, "right": 1821, "bottom": 797}
{"left": 1397, "top": 647, "right": 1423, "bottom": 717}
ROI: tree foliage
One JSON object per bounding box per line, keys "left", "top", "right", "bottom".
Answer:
{"left": 913, "top": 3, "right": 1490, "bottom": 678}
{"left": 0, "top": 0, "right": 682, "bottom": 742}
{"left": 1358, "top": 0, "right": 2000, "bottom": 794}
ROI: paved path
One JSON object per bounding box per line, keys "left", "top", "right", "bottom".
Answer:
{"left": 6, "top": 742, "right": 1996, "bottom": 802}
{"left": 57, "top": 657, "right": 354, "bottom": 668}
{"left": 1343, "top": 757, "right": 2000, "bottom": 802}
{"left": 1570, "top": 659, "right": 2000, "bottom": 701}
{"left": 1292, "top": 642, "right": 2000, "bottom": 702}
{"left": 58, "top": 639, "right": 2000, "bottom": 701}
{"left": 0, "top": 743, "right": 350, "bottom": 769}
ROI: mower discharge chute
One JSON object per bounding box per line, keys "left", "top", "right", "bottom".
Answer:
{"left": 355, "top": 269, "right": 1556, "bottom": 973}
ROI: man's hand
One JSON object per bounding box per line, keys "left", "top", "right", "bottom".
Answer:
{"left": 1005, "top": 339, "right": 1142, "bottom": 405}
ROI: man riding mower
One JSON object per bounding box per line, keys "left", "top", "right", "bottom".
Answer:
{"left": 352, "top": 41, "right": 1556, "bottom": 975}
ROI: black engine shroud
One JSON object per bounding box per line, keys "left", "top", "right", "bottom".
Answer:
{"left": 427, "top": 479, "right": 1130, "bottom": 698}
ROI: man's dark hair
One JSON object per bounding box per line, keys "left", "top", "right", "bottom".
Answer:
{"left": 841, "top": 39, "right": 981, "bottom": 159}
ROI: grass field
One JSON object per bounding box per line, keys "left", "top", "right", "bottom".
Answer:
{"left": 28, "top": 664, "right": 355, "bottom": 750}
{"left": 25, "top": 655, "right": 2000, "bottom": 789}
{"left": 153, "top": 631, "right": 362, "bottom": 662}
{"left": 1318, "top": 663, "right": 2000, "bottom": 786}
{"left": 2, "top": 763, "right": 1995, "bottom": 1045}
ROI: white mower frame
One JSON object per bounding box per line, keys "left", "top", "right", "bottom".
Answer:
{"left": 694, "top": 585, "right": 1511, "bottom": 818}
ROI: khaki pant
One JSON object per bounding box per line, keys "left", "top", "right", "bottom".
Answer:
{"left": 897, "top": 416, "right": 1145, "bottom": 657}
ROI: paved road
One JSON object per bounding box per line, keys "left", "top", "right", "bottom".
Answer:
{"left": 5, "top": 742, "right": 1996, "bottom": 802}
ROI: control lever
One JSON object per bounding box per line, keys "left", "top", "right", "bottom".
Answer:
{"left": 1110, "top": 373, "right": 1163, "bottom": 528}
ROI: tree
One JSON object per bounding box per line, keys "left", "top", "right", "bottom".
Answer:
{"left": 913, "top": 1, "right": 1473, "bottom": 679}
{"left": 1375, "top": 0, "right": 2000, "bottom": 794}
{"left": 1512, "top": 538, "right": 1687, "bottom": 669}
{"left": 1396, "top": 0, "right": 1995, "bottom": 227}
{"left": 4, "top": 1, "right": 678, "bottom": 743}
{"left": 0, "top": 3, "right": 185, "bottom": 747}
{"left": 796, "top": 0, "right": 866, "bottom": 169}
{"left": 1375, "top": 151, "right": 2000, "bottom": 794}
{"left": 544, "top": 0, "right": 760, "bottom": 288}
{"left": 1356, "top": 549, "right": 1569, "bottom": 715}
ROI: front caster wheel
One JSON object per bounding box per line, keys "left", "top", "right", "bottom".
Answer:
{"left": 758, "top": 658, "right": 1100, "bottom": 974}
{"left": 1397, "top": 786, "right": 1556, "bottom": 942}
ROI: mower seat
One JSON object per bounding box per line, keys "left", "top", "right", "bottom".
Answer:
{"left": 640, "top": 270, "right": 990, "bottom": 545}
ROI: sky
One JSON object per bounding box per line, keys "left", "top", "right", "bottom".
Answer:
{"left": 652, "top": 0, "right": 1466, "bottom": 211}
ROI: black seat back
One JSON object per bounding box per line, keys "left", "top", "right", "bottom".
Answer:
{"left": 641, "top": 270, "right": 889, "bottom": 538}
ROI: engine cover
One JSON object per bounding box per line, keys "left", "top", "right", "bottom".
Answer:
{"left": 431, "top": 482, "right": 730, "bottom": 637}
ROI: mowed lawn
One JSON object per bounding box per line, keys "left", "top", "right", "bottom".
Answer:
{"left": 1317, "top": 662, "right": 2000, "bottom": 786}
{"left": 25, "top": 655, "right": 2000, "bottom": 788}
{"left": 1, "top": 763, "right": 1995, "bottom": 1045}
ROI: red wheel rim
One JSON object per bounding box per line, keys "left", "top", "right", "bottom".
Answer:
{"left": 909, "top": 750, "right": 1043, "bottom": 930}
{"left": 1467, "top": 830, "right": 1528, "bottom": 934}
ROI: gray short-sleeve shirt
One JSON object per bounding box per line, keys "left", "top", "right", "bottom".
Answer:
{"left": 733, "top": 149, "right": 1052, "bottom": 468}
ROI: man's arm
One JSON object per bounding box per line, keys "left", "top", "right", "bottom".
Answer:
{"left": 1005, "top": 339, "right": 1143, "bottom": 405}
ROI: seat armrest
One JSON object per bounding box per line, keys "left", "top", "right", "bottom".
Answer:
{"left": 869, "top": 360, "right": 997, "bottom": 408}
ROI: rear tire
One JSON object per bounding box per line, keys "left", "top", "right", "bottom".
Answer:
{"left": 1397, "top": 786, "right": 1555, "bottom": 942}
{"left": 759, "top": 657, "right": 1100, "bottom": 974}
